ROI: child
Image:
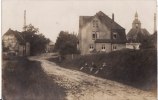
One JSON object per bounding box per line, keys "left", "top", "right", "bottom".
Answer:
{"left": 90, "top": 62, "right": 97, "bottom": 72}
{"left": 94, "top": 62, "right": 106, "bottom": 74}
{"left": 80, "top": 62, "right": 88, "bottom": 70}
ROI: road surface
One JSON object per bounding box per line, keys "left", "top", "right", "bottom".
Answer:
{"left": 29, "top": 55, "right": 156, "bottom": 100}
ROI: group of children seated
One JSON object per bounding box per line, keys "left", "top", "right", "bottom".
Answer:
{"left": 80, "top": 62, "right": 107, "bottom": 74}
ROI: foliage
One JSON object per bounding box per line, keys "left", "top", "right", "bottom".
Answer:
{"left": 139, "top": 32, "right": 157, "bottom": 49}
{"left": 22, "top": 24, "right": 50, "bottom": 55}
{"left": 54, "top": 31, "right": 79, "bottom": 56}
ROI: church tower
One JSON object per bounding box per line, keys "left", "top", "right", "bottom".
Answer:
{"left": 132, "top": 12, "right": 141, "bottom": 29}
{"left": 127, "top": 12, "right": 150, "bottom": 42}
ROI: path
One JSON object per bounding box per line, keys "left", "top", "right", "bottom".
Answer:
{"left": 29, "top": 56, "right": 156, "bottom": 100}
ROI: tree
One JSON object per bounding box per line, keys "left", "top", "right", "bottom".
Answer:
{"left": 22, "top": 24, "right": 50, "bottom": 55}
{"left": 139, "top": 31, "right": 157, "bottom": 49}
{"left": 54, "top": 31, "right": 79, "bottom": 57}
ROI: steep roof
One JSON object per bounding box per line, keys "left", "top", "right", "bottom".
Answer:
{"left": 127, "top": 28, "right": 150, "bottom": 38}
{"left": 3, "top": 29, "right": 25, "bottom": 44}
{"left": 127, "top": 28, "right": 150, "bottom": 42}
{"left": 79, "top": 11, "right": 125, "bottom": 30}
{"left": 96, "top": 11, "right": 124, "bottom": 29}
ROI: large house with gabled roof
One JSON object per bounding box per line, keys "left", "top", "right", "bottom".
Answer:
{"left": 78, "top": 11, "right": 127, "bottom": 55}
{"left": 2, "top": 29, "right": 30, "bottom": 56}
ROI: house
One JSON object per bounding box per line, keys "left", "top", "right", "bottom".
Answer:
{"left": 126, "top": 12, "right": 150, "bottom": 49}
{"left": 126, "top": 43, "right": 140, "bottom": 50}
{"left": 2, "top": 29, "right": 30, "bottom": 56}
{"left": 78, "top": 11, "right": 127, "bottom": 55}
{"left": 46, "top": 41, "right": 55, "bottom": 53}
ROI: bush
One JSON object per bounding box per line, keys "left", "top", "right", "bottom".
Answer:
{"left": 49, "top": 49, "right": 157, "bottom": 92}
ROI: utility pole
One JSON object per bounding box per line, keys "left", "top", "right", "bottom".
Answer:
{"left": 24, "top": 10, "right": 26, "bottom": 56}
{"left": 23, "top": 10, "right": 26, "bottom": 31}
{"left": 154, "top": 13, "right": 157, "bottom": 33}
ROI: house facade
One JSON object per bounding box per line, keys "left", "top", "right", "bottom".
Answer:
{"left": 78, "top": 11, "right": 127, "bottom": 55}
{"left": 46, "top": 41, "right": 55, "bottom": 53}
{"left": 2, "top": 29, "right": 30, "bottom": 56}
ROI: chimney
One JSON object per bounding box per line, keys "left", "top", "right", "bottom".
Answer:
{"left": 112, "top": 13, "right": 114, "bottom": 22}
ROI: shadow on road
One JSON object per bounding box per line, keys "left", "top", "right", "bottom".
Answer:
{"left": 2, "top": 57, "right": 66, "bottom": 100}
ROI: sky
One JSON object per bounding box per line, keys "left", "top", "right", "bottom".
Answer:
{"left": 2, "top": 0, "right": 157, "bottom": 42}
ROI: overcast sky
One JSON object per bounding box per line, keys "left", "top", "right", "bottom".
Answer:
{"left": 2, "top": 0, "right": 156, "bottom": 42}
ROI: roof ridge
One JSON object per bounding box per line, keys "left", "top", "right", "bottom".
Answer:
{"left": 79, "top": 11, "right": 125, "bottom": 30}
{"left": 95, "top": 11, "right": 124, "bottom": 29}
{"left": 3, "top": 29, "right": 26, "bottom": 43}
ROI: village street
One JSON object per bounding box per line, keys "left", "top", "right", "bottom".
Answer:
{"left": 29, "top": 55, "right": 156, "bottom": 100}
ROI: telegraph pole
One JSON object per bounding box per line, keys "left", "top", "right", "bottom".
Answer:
{"left": 23, "top": 10, "right": 26, "bottom": 31}
{"left": 24, "top": 10, "right": 26, "bottom": 56}
{"left": 154, "top": 13, "right": 157, "bottom": 33}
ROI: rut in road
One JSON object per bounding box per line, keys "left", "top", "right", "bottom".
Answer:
{"left": 30, "top": 57, "right": 156, "bottom": 100}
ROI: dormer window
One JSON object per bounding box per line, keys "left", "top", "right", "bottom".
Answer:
{"left": 113, "top": 32, "right": 117, "bottom": 39}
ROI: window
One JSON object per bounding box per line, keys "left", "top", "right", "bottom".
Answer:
{"left": 92, "top": 32, "right": 98, "bottom": 40}
{"left": 113, "top": 32, "right": 117, "bottom": 39}
{"left": 113, "top": 45, "right": 117, "bottom": 50}
{"left": 89, "top": 44, "right": 94, "bottom": 51}
{"left": 101, "top": 44, "right": 106, "bottom": 51}
{"left": 92, "top": 20, "right": 99, "bottom": 28}
{"left": 92, "top": 33, "right": 96, "bottom": 40}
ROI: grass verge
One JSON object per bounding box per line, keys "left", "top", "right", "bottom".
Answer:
{"left": 2, "top": 57, "right": 66, "bottom": 100}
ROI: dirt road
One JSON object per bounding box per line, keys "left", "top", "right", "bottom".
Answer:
{"left": 29, "top": 56, "right": 156, "bottom": 100}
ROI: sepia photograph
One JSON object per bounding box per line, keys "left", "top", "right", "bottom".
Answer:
{"left": 2, "top": 0, "right": 157, "bottom": 100}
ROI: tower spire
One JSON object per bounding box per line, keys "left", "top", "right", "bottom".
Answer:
{"left": 135, "top": 11, "right": 138, "bottom": 19}
{"left": 23, "top": 10, "right": 26, "bottom": 31}
{"left": 154, "top": 13, "right": 157, "bottom": 33}
{"left": 132, "top": 12, "right": 141, "bottom": 29}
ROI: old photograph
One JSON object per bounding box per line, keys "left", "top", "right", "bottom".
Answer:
{"left": 2, "top": 0, "right": 157, "bottom": 100}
